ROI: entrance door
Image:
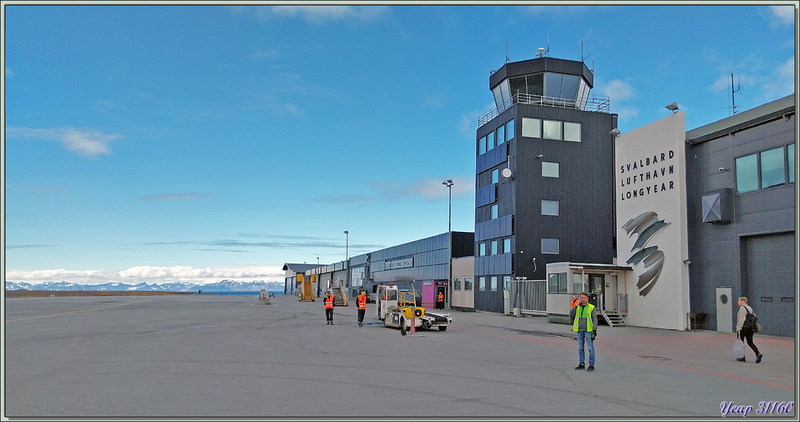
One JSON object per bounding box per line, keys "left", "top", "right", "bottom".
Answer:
{"left": 604, "top": 274, "right": 618, "bottom": 312}
{"left": 588, "top": 274, "right": 605, "bottom": 309}
{"left": 436, "top": 286, "right": 446, "bottom": 309}
{"left": 716, "top": 287, "right": 732, "bottom": 332}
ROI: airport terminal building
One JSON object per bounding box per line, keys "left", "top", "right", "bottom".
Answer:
{"left": 285, "top": 54, "right": 795, "bottom": 337}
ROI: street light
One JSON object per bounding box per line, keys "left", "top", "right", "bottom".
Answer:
{"left": 343, "top": 231, "right": 349, "bottom": 261}
{"left": 442, "top": 179, "right": 454, "bottom": 310}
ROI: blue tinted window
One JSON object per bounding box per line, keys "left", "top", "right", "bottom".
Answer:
{"left": 506, "top": 119, "right": 515, "bottom": 141}
{"left": 789, "top": 144, "right": 795, "bottom": 183}
{"left": 736, "top": 154, "right": 758, "bottom": 193}
{"left": 761, "top": 147, "right": 785, "bottom": 189}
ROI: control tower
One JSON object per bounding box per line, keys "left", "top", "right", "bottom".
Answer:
{"left": 473, "top": 53, "right": 618, "bottom": 312}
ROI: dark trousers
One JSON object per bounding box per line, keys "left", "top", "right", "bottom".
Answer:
{"left": 739, "top": 329, "right": 760, "bottom": 356}
{"left": 358, "top": 309, "right": 365, "bottom": 323}
{"left": 326, "top": 308, "right": 333, "bottom": 322}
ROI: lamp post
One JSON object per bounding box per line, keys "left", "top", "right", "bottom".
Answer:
{"left": 442, "top": 179, "right": 454, "bottom": 310}
{"left": 343, "top": 231, "right": 349, "bottom": 261}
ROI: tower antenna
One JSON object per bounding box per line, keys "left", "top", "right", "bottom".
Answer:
{"left": 731, "top": 73, "right": 741, "bottom": 116}
{"left": 506, "top": 41, "right": 510, "bottom": 63}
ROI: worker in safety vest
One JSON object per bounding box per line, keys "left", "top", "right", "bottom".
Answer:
{"left": 437, "top": 292, "right": 444, "bottom": 309}
{"left": 570, "top": 295, "right": 579, "bottom": 308}
{"left": 569, "top": 292, "right": 598, "bottom": 372}
{"left": 324, "top": 291, "right": 335, "bottom": 325}
{"left": 357, "top": 291, "right": 367, "bottom": 327}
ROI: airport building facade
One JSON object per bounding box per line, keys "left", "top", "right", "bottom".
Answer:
{"left": 285, "top": 55, "right": 794, "bottom": 337}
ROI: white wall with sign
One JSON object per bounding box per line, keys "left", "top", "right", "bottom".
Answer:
{"left": 614, "top": 112, "right": 690, "bottom": 330}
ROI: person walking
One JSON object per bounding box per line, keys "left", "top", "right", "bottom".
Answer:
{"left": 736, "top": 297, "right": 763, "bottom": 363}
{"left": 324, "top": 291, "right": 335, "bottom": 325}
{"left": 437, "top": 292, "right": 444, "bottom": 309}
{"left": 570, "top": 292, "right": 597, "bottom": 372}
{"left": 357, "top": 291, "right": 367, "bottom": 327}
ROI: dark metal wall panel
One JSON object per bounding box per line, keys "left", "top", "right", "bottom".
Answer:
{"left": 475, "top": 254, "right": 512, "bottom": 276}
{"left": 477, "top": 142, "right": 508, "bottom": 173}
{"left": 512, "top": 105, "right": 616, "bottom": 281}
{"left": 686, "top": 111, "right": 795, "bottom": 336}
{"left": 743, "top": 233, "right": 795, "bottom": 337}
{"left": 475, "top": 215, "right": 513, "bottom": 241}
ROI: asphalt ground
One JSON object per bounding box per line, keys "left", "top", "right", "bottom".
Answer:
{"left": 3, "top": 293, "right": 797, "bottom": 420}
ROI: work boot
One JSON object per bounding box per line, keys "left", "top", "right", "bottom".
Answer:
{"left": 736, "top": 357, "right": 746, "bottom": 362}
{"left": 575, "top": 363, "right": 585, "bottom": 370}
{"left": 756, "top": 354, "right": 763, "bottom": 363}
{"left": 587, "top": 365, "right": 595, "bottom": 372}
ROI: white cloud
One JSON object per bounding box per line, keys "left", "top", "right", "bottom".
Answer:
{"left": 598, "top": 79, "right": 635, "bottom": 102}
{"left": 231, "top": 5, "right": 388, "bottom": 25}
{"left": 768, "top": 5, "right": 794, "bottom": 28}
{"left": 370, "top": 176, "right": 474, "bottom": 202}
{"left": 6, "top": 265, "right": 285, "bottom": 285}
{"left": 7, "top": 127, "right": 119, "bottom": 159}
{"left": 760, "top": 57, "right": 795, "bottom": 101}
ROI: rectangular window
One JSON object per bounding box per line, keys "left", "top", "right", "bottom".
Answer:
{"left": 548, "top": 272, "right": 567, "bottom": 293}
{"left": 492, "top": 168, "right": 499, "bottom": 184}
{"left": 465, "top": 278, "right": 473, "bottom": 290}
{"left": 503, "top": 276, "right": 511, "bottom": 291}
{"left": 478, "top": 136, "right": 487, "bottom": 155}
{"left": 542, "top": 238, "right": 559, "bottom": 254}
{"left": 479, "top": 243, "right": 486, "bottom": 257}
{"left": 503, "top": 238, "right": 511, "bottom": 254}
{"left": 761, "top": 146, "right": 786, "bottom": 189}
{"left": 573, "top": 273, "right": 583, "bottom": 294}
{"left": 490, "top": 276, "right": 498, "bottom": 291}
{"left": 488, "top": 130, "right": 496, "bottom": 151}
{"left": 543, "top": 120, "right": 562, "bottom": 140}
{"left": 491, "top": 204, "right": 498, "bottom": 219}
{"left": 542, "top": 161, "right": 559, "bottom": 178}
{"left": 454, "top": 278, "right": 461, "bottom": 290}
{"left": 479, "top": 277, "right": 486, "bottom": 291}
{"left": 491, "top": 240, "right": 498, "bottom": 255}
{"left": 789, "top": 144, "right": 795, "bottom": 183}
{"left": 736, "top": 153, "right": 759, "bottom": 193}
{"left": 506, "top": 119, "right": 515, "bottom": 142}
{"left": 564, "top": 122, "right": 581, "bottom": 142}
{"left": 541, "top": 200, "right": 559, "bottom": 216}
{"left": 497, "top": 125, "right": 505, "bottom": 146}
{"left": 522, "top": 117, "right": 541, "bottom": 138}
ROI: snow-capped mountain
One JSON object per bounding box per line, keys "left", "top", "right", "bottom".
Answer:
{"left": 5, "top": 280, "right": 284, "bottom": 292}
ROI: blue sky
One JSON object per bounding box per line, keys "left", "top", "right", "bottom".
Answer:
{"left": 3, "top": 4, "right": 795, "bottom": 285}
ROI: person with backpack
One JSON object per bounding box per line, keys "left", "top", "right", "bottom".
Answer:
{"left": 735, "top": 297, "right": 762, "bottom": 363}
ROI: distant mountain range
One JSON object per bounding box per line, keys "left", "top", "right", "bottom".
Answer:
{"left": 5, "top": 280, "right": 285, "bottom": 293}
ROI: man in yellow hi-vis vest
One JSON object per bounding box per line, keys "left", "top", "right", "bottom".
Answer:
{"left": 569, "top": 292, "right": 598, "bottom": 372}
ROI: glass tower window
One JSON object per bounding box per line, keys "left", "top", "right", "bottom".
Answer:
{"left": 543, "top": 120, "right": 562, "bottom": 140}
{"left": 789, "top": 144, "right": 795, "bottom": 183}
{"left": 541, "top": 200, "right": 559, "bottom": 216}
{"left": 542, "top": 238, "right": 560, "bottom": 254}
{"left": 522, "top": 117, "right": 541, "bottom": 138}
{"left": 506, "top": 119, "right": 515, "bottom": 141}
{"left": 564, "top": 122, "right": 581, "bottom": 142}
{"left": 542, "top": 162, "right": 559, "bottom": 178}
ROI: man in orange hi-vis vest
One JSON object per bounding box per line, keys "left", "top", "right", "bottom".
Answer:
{"left": 324, "top": 291, "right": 335, "bottom": 325}
{"left": 357, "top": 291, "right": 367, "bottom": 327}
{"left": 571, "top": 295, "right": 579, "bottom": 308}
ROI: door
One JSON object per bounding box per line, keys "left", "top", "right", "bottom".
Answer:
{"left": 604, "top": 274, "right": 618, "bottom": 312}
{"left": 588, "top": 274, "right": 604, "bottom": 309}
{"left": 436, "top": 286, "right": 446, "bottom": 309}
{"left": 716, "top": 287, "right": 732, "bottom": 332}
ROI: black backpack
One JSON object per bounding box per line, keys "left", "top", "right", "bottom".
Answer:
{"left": 743, "top": 306, "right": 758, "bottom": 331}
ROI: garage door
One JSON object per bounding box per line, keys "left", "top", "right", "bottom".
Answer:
{"left": 744, "top": 232, "right": 795, "bottom": 337}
